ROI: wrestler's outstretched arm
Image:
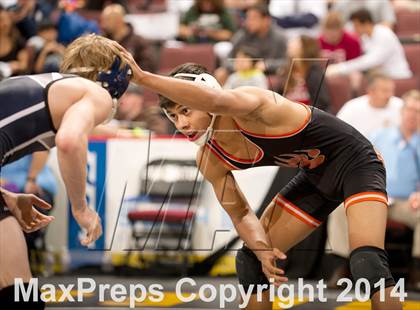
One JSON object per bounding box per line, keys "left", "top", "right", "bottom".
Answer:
{"left": 115, "top": 43, "right": 270, "bottom": 116}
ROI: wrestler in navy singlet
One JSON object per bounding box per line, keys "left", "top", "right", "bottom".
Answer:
{"left": 206, "top": 105, "right": 388, "bottom": 228}
{"left": 0, "top": 73, "right": 75, "bottom": 220}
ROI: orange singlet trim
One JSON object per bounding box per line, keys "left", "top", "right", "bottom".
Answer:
{"left": 344, "top": 192, "right": 388, "bottom": 209}
{"left": 275, "top": 194, "right": 321, "bottom": 228}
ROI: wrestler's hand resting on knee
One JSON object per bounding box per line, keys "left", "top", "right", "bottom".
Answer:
{"left": 72, "top": 207, "right": 103, "bottom": 246}
{"left": 258, "top": 248, "right": 288, "bottom": 286}
{"left": 2, "top": 189, "right": 54, "bottom": 232}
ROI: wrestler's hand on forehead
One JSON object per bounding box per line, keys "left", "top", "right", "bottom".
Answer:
{"left": 111, "top": 41, "right": 144, "bottom": 84}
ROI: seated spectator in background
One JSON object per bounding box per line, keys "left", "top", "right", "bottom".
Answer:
{"left": 215, "top": 3, "right": 287, "bottom": 84}
{"left": 319, "top": 11, "right": 362, "bottom": 63}
{"left": 269, "top": 0, "right": 327, "bottom": 36}
{"left": 328, "top": 90, "right": 420, "bottom": 290}
{"left": 0, "top": 151, "right": 57, "bottom": 275}
{"left": 223, "top": 46, "right": 268, "bottom": 89}
{"left": 7, "top": 0, "right": 54, "bottom": 39}
{"left": 370, "top": 90, "right": 420, "bottom": 290}
{"left": 327, "top": 9, "right": 412, "bottom": 80}
{"left": 27, "top": 20, "right": 65, "bottom": 73}
{"left": 178, "top": 0, "right": 235, "bottom": 44}
{"left": 113, "top": 84, "right": 170, "bottom": 135}
{"left": 277, "top": 35, "right": 330, "bottom": 111}
{"left": 0, "top": 7, "right": 29, "bottom": 79}
{"left": 100, "top": 4, "right": 157, "bottom": 73}
{"left": 57, "top": 0, "right": 100, "bottom": 45}
{"left": 332, "top": 0, "right": 396, "bottom": 28}
{"left": 224, "top": 0, "right": 269, "bottom": 26}
{"left": 337, "top": 74, "right": 403, "bottom": 136}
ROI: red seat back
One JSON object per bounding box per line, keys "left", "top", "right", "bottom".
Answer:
{"left": 326, "top": 75, "right": 353, "bottom": 115}
{"left": 159, "top": 44, "right": 216, "bottom": 74}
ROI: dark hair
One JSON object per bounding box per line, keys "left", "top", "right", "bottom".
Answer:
{"left": 37, "top": 20, "right": 57, "bottom": 33}
{"left": 236, "top": 45, "right": 260, "bottom": 66}
{"left": 246, "top": 3, "right": 270, "bottom": 17}
{"left": 350, "top": 9, "right": 373, "bottom": 24}
{"left": 195, "top": 0, "right": 225, "bottom": 13}
{"left": 159, "top": 63, "right": 209, "bottom": 110}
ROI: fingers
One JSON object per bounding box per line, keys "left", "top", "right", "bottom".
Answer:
{"left": 31, "top": 195, "right": 52, "bottom": 210}
{"left": 80, "top": 218, "right": 103, "bottom": 246}
{"left": 26, "top": 210, "right": 54, "bottom": 231}
{"left": 273, "top": 248, "right": 287, "bottom": 260}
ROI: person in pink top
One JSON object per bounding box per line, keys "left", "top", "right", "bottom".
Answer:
{"left": 319, "top": 11, "right": 361, "bottom": 64}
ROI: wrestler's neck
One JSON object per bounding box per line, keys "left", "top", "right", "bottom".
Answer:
{"left": 211, "top": 116, "right": 244, "bottom": 147}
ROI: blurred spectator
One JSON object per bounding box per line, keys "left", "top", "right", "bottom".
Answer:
{"left": 113, "top": 84, "right": 170, "bottom": 135}
{"left": 370, "top": 90, "right": 420, "bottom": 290}
{"left": 7, "top": 0, "right": 40, "bottom": 39}
{"left": 270, "top": 0, "right": 327, "bottom": 34}
{"left": 215, "top": 3, "right": 287, "bottom": 84}
{"left": 331, "top": 0, "right": 396, "bottom": 28}
{"left": 326, "top": 74, "right": 404, "bottom": 287}
{"left": 326, "top": 9, "right": 412, "bottom": 80}
{"left": 319, "top": 11, "right": 362, "bottom": 63}
{"left": 27, "top": 20, "right": 65, "bottom": 73}
{"left": 223, "top": 46, "right": 268, "bottom": 89}
{"left": 57, "top": 0, "right": 100, "bottom": 45}
{"left": 178, "top": 0, "right": 235, "bottom": 43}
{"left": 336, "top": 74, "right": 403, "bottom": 136}
{"left": 0, "top": 151, "right": 57, "bottom": 274}
{"left": 277, "top": 35, "right": 330, "bottom": 111}
{"left": 0, "top": 7, "right": 29, "bottom": 79}
{"left": 100, "top": 4, "right": 157, "bottom": 73}
{"left": 224, "top": 0, "right": 269, "bottom": 26}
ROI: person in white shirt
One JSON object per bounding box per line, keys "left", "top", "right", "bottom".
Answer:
{"left": 327, "top": 9, "right": 412, "bottom": 80}
{"left": 337, "top": 74, "right": 403, "bottom": 137}
{"left": 332, "top": 0, "right": 396, "bottom": 28}
{"left": 326, "top": 73, "right": 403, "bottom": 288}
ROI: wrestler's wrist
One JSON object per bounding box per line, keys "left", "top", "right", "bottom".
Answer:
{"left": 133, "top": 70, "right": 148, "bottom": 85}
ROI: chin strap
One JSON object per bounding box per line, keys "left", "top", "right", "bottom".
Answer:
{"left": 193, "top": 113, "right": 217, "bottom": 146}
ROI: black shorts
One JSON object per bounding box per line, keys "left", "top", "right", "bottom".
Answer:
{"left": 273, "top": 160, "right": 388, "bottom": 228}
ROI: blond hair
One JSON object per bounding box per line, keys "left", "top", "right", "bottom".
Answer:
{"left": 323, "top": 11, "right": 344, "bottom": 30}
{"left": 60, "top": 34, "right": 125, "bottom": 81}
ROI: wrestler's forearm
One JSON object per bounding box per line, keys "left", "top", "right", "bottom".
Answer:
{"left": 56, "top": 134, "right": 88, "bottom": 212}
{"left": 232, "top": 210, "right": 273, "bottom": 258}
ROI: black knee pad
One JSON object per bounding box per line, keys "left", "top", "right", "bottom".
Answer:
{"left": 236, "top": 245, "right": 269, "bottom": 293}
{"left": 350, "top": 246, "right": 396, "bottom": 297}
{"left": 0, "top": 284, "right": 45, "bottom": 309}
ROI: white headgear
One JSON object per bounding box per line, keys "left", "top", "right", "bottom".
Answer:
{"left": 163, "top": 72, "right": 221, "bottom": 146}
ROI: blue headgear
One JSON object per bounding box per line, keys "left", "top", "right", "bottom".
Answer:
{"left": 97, "top": 56, "right": 132, "bottom": 100}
